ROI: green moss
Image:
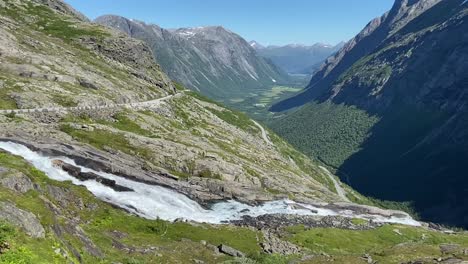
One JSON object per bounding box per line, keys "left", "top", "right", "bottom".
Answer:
{"left": 197, "top": 169, "right": 222, "bottom": 180}
{"left": 51, "top": 94, "right": 77, "bottom": 107}
{"left": 244, "top": 166, "right": 261, "bottom": 178}
{"left": 350, "top": 218, "right": 368, "bottom": 226}
{"left": 59, "top": 124, "right": 154, "bottom": 161}
{"left": 206, "top": 107, "right": 259, "bottom": 133}
{"left": 186, "top": 91, "right": 224, "bottom": 107}
{"left": 0, "top": 81, "right": 20, "bottom": 110}
{"left": 172, "top": 81, "right": 186, "bottom": 92}
{"left": 86, "top": 206, "right": 262, "bottom": 258}
{"left": 103, "top": 112, "right": 155, "bottom": 137}
{"left": 168, "top": 169, "right": 191, "bottom": 180}
{"left": 25, "top": 3, "right": 109, "bottom": 43}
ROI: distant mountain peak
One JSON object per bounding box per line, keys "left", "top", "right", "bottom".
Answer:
{"left": 96, "top": 16, "right": 288, "bottom": 99}
{"left": 255, "top": 42, "right": 341, "bottom": 74}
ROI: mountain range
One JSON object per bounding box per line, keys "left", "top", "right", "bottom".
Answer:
{"left": 250, "top": 41, "right": 344, "bottom": 75}
{"left": 0, "top": 0, "right": 466, "bottom": 263}
{"left": 94, "top": 15, "right": 289, "bottom": 101}
{"left": 271, "top": 0, "right": 468, "bottom": 227}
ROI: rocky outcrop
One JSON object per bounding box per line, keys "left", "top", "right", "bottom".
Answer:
{"left": 261, "top": 230, "right": 301, "bottom": 255}
{"left": 78, "top": 35, "right": 175, "bottom": 94}
{"left": 0, "top": 171, "right": 35, "bottom": 193}
{"left": 31, "top": 0, "right": 89, "bottom": 21}
{"left": 0, "top": 202, "right": 45, "bottom": 238}
{"left": 218, "top": 244, "right": 245, "bottom": 258}
{"left": 0, "top": 0, "right": 175, "bottom": 110}
{"left": 232, "top": 214, "right": 381, "bottom": 230}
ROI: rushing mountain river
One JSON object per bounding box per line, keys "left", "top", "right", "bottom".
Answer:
{"left": 0, "top": 141, "right": 420, "bottom": 226}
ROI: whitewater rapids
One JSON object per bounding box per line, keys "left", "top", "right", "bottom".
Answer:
{"left": 0, "top": 141, "right": 420, "bottom": 226}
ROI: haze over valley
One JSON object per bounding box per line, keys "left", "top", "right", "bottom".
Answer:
{"left": 0, "top": 0, "right": 466, "bottom": 263}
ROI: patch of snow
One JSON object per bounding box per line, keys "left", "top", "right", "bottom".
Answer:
{"left": 177, "top": 31, "right": 196, "bottom": 38}
{"left": 247, "top": 71, "right": 258, "bottom": 81}
{"left": 462, "top": 0, "right": 468, "bottom": 5}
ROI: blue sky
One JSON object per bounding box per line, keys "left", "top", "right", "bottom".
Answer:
{"left": 65, "top": 0, "right": 394, "bottom": 46}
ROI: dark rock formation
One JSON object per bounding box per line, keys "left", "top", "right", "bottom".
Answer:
{"left": 52, "top": 160, "right": 133, "bottom": 192}
{"left": 232, "top": 214, "right": 381, "bottom": 230}
{"left": 218, "top": 244, "right": 245, "bottom": 257}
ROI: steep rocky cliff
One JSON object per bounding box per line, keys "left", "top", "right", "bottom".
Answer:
{"left": 271, "top": 0, "right": 468, "bottom": 227}
{"left": 271, "top": 0, "right": 442, "bottom": 111}
{"left": 95, "top": 15, "right": 289, "bottom": 100}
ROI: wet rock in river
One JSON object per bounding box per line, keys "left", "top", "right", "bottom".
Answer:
{"left": 52, "top": 160, "right": 133, "bottom": 192}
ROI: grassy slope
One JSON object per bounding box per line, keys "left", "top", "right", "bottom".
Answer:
{"left": 0, "top": 1, "right": 466, "bottom": 263}
{"left": 1, "top": 149, "right": 467, "bottom": 264}
{"left": 0, "top": 151, "right": 270, "bottom": 264}
{"left": 286, "top": 224, "right": 468, "bottom": 264}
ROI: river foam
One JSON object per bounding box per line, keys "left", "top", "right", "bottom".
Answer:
{"left": 0, "top": 141, "right": 420, "bottom": 226}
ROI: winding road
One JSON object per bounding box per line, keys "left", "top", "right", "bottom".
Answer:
{"left": 319, "top": 166, "right": 350, "bottom": 202}
{"left": 0, "top": 93, "right": 178, "bottom": 115}
{"left": 251, "top": 121, "right": 350, "bottom": 202}
{"left": 0, "top": 92, "right": 276, "bottom": 147}
{"left": 252, "top": 120, "right": 273, "bottom": 145}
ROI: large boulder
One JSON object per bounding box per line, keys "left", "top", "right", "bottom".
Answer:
{"left": 0, "top": 202, "right": 45, "bottom": 238}
{"left": 440, "top": 244, "right": 461, "bottom": 255}
{"left": 0, "top": 171, "right": 34, "bottom": 193}
{"left": 218, "top": 244, "right": 245, "bottom": 258}
{"left": 261, "top": 230, "right": 301, "bottom": 255}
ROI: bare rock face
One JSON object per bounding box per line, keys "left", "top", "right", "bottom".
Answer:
{"left": 0, "top": 171, "right": 34, "bottom": 193}
{"left": 31, "top": 0, "right": 89, "bottom": 21}
{"left": 78, "top": 35, "right": 175, "bottom": 94}
{"left": 440, "top": 244, "right": 461, "bottom": 255}
{"left": 261, "top": 230, "right": 301, "bottom": 255}
{"left": 0, "top": 202, "right": 45, "bottom": 238}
